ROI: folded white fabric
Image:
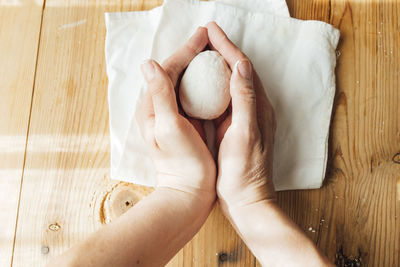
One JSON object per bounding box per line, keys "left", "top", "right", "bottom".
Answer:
{"left": 105, "top": 0, "right": 340, "bottom": 191}
{"left": 214, "top": 0, "right": 290, "bottom": 17}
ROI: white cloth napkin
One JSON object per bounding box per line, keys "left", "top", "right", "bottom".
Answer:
{"left": 214, "top": 0, "right": 290, "bottom": 17}
{"left": 105, "top": 0, "right": 340, "bottom": 191}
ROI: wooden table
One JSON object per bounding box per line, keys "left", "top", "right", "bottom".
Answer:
{"left": 1, "top": 0, "right": 399, "bottom": 266}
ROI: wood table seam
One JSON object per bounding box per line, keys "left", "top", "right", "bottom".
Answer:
{"left": 9, "top": 1, "right": 47, "bottom": 266}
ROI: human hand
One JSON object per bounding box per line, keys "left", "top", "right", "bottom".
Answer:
{"left": 49, "top": 30, "right": 218, "bottom": 266}
{"left": 136, "top": 27, "right": 216, "bottom": 199}
{"left": 206, "top": 22, "right": 277, "bottom": 211}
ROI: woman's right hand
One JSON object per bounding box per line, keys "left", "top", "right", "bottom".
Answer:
{"left": 206, "top": 22, "right": 277, "bottom": 212}
{"left": 207, "top": 22, "right": 333, "bottom": 267}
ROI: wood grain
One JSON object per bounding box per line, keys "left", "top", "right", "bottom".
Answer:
{"left": 183, "top": 204, "right": 255, "bottom": 267}
{"left": 8, "top": 0, "right": 250, "bottom": 266}
{"left": 10, "top": 0, "right": 160, "bottom": 266}
{"left": 277, "top": 0, "right": 400, "bottom": 266}
{"left": 0, "top": 1, "right": 44, "bottom": 266}
{"left": 3, "top": 0, "right": 400, "bottom": 266}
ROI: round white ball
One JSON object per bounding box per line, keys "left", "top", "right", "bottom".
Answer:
{"left": 179, "top": 50, "right": 231, "bottom": 120}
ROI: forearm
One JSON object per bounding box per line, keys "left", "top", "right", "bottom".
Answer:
{"left": 48, "top": 187, "right": 215, "bottom": 267}
{"left": 225, "top": 200, "right": 332, "bottom": 267}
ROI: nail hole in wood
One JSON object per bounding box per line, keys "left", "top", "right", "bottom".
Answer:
{"left": 48, "top": 223, "right": 61, "bottom": 232}
{"left": 218, "top": 252, "right": 228, "bottom": 262}
{"left": 41, "top": 246, "right": 49, "bottom": 254}
{"left": 392, "top": 152, "right": 400, "bottom": 164}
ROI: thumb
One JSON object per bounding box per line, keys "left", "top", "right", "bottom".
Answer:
{"left": 141, "top": 59, "right": 178, "bottom": 118}
{"left": 230, "top": 60, "right": 257, "bottom": 126}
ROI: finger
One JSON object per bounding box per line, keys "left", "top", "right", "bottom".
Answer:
{"left": 206, "top": 21, "right": 247, "bottom": 70}
{"left": 206, "top": 22, "right": 256, "bottom": 125}
{"left": 230, "top": 59, "right": 258, "bottom": 126}
{"left": 141, "top": 59, "right": 178, "bottom": 118}
{"left": 207, "top": 22, "right": 270, "bottom": 130}
{"left": 162, "top": 26, "right": 209, "bottom": 87}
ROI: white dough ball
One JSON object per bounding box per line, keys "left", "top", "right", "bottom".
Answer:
{"left": 179, "top": 50, "right": 231, "bottom": 120}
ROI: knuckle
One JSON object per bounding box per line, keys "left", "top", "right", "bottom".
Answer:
{"left": 149, "top": 79, "right": 173, "bottom": 97}
{"left": 216, "top": 32, "right": 229, "bottom": 44}
{"left": 234, "top": 124, "right": 260, "bottom": 142}
{"left": 235, "top": 85, "right": 256, "bottom": 102}
{"left": 155, "top": 116, "right": 181, "bottom": 138}
{"left": 155, "top": 124, "right": 173, "bottom": 141}
{"left": 162, "top": 61, "right": 180, "bottom": 83}
{"left": 240, "top": 55, "right": 251, "bottom": 63}
{"left": 236, "top": 53, "right": 250, "bottom": 65}
{"left": 184, "top": 41, "right": 201, "bottom": 55}
{"left": 150, "top": 83, "right": 165, "bottom": 98}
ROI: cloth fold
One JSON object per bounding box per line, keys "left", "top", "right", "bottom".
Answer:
{"left": 105, "top": 0, "right": 340, "bottom": 191}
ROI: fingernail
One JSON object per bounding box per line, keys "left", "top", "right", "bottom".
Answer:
{"left": 141, "top": 60, "right": 155, "bottom": 81}
{"left": 236, "top": 60, "right": 252, "bottom": 80}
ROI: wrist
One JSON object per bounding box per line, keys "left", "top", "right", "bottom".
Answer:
{"left": 155, "top": 186, "right": 216, "bottom": 211}
{"left": 157, "top": 172, "right": 216, "bottom": 198}
{"left": 216, "top": 173, "right": 276, "bottom": 215}
{"left": 218, "top": 187, "right": 276, "bottom": 219}
{"left": 220, "top": 197, "right": 277, "bottom": 223}
{"left": 222, "top": 200, "right": 331, "bottom": 267}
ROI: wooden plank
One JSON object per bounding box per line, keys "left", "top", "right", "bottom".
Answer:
{"left": 10, "top": 0, "right": 164, "bottom": 266}
{"left": 256, "top": 1, "right": 333, "bottom": 266}
{"left": 286, "top": 0, "right": 331, "bottom": 20}
{"left": 10, "top": 0, "right": 400, "bottom": 266}
{"left": 183, "top": 204, "right": 255, "bottom": 267}
{"left": 0, "top": 1, "right": 44, "bottom": 266}
{"left": 10, "top": 0, "right": 251, "bottom": 266}
{"left": 274, "top": 1, "right": 400, "bottom": 266}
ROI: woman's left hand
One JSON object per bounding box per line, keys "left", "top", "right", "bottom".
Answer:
{"left": 136, "top": 27, "right": 216, "bottom": 198}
